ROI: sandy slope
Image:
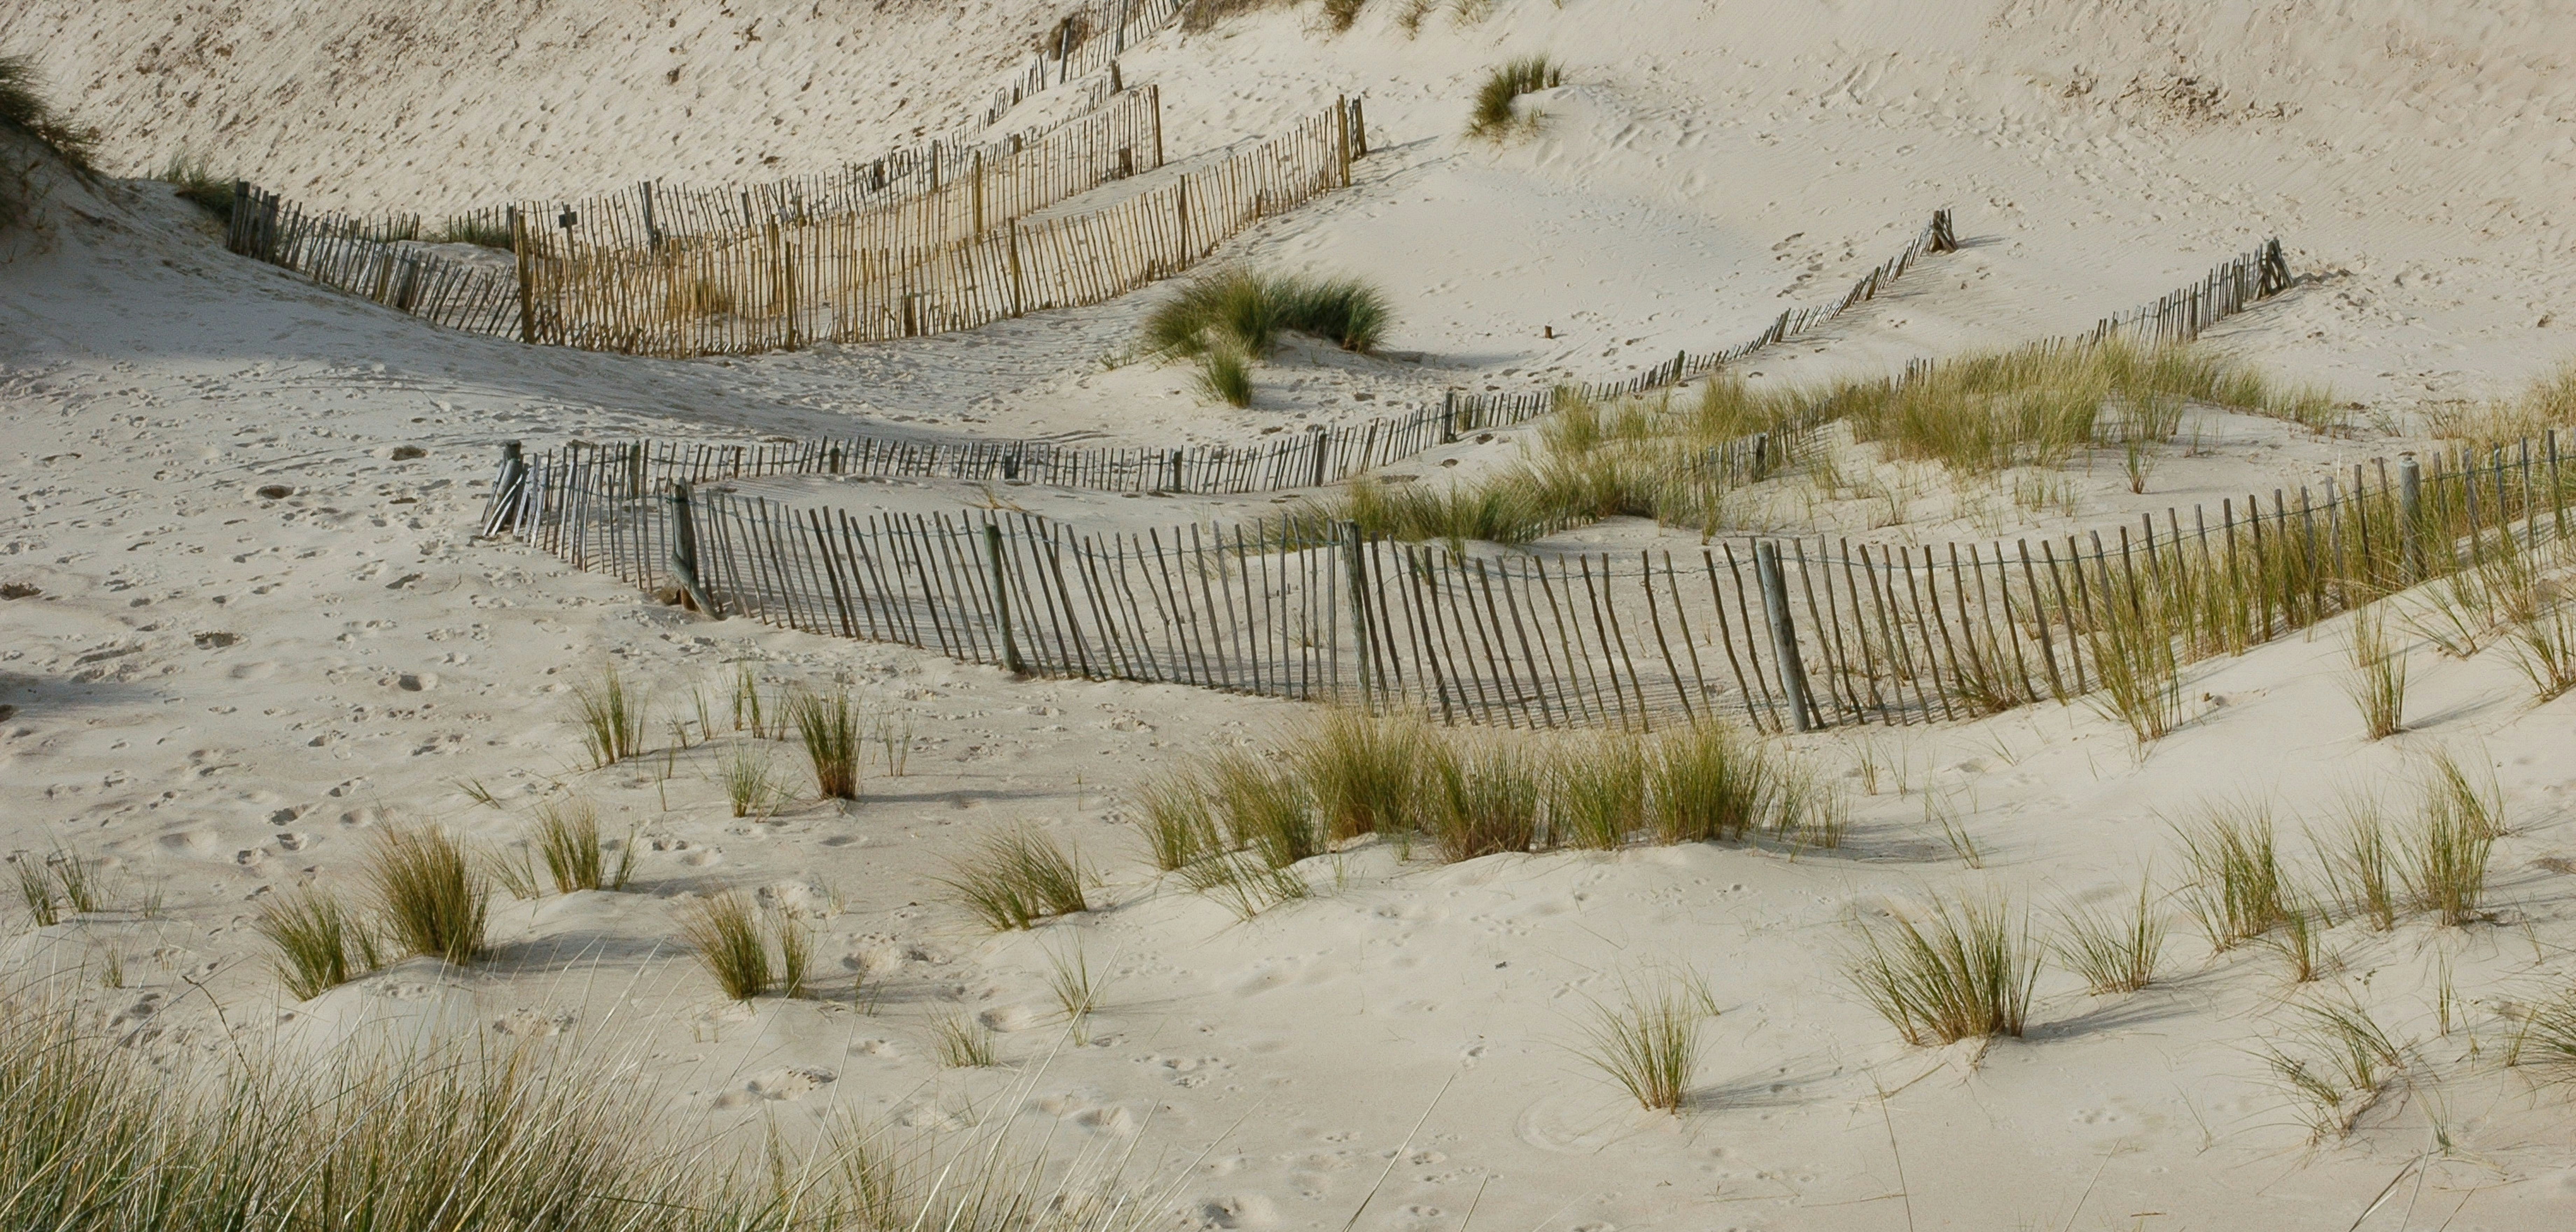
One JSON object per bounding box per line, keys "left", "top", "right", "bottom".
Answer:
{"left": 5, "top": 1, "right": 2576, "bottom": 1228}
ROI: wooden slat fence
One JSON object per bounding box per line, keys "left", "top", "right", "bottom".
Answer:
{"left": 980, "top": 0, "right": 1186, "bottom": 125}
{"left": 486, "top": 429, "right": 2573, "bottom": 731}
{"left": 1445, "top": 211, "right": 1956, "bottom": 426}
{"left": 227, "top": 93, "right": 1360, "bottom": 358}
{"left": 533, "top": 86, "right": 1167, "bottom": 255}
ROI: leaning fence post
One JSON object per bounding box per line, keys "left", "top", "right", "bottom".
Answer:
{"left": 2399, "top": 452, "right": 2422, "bottom": 580}
{"left": 483, "top": 440, "right": 528, "bottom": 536}
{"left": 1754, "top": 540, "right": 1817, "bottom": 732}
{"left": 984, "top": 522, "right": 1027, "bottom": 676}
{"left": 667, "top": 481, "right": 722, "bottom": 618}
{"left": 1341, "top": 520, "right": 1374, "bottom": 710}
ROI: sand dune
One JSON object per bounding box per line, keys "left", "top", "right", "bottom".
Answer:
{"left": 4, "top": 1, "right": 2575, "bottom": 1227}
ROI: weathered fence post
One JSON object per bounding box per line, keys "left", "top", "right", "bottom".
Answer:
{"left": 1166, "top": 449, "right": 1184, "bottom": 493}
{"left": 1440, "top": 389, "right": 1457, "bottom": 444}
{"left": 1350, "top": 96, "right": 1368, "bottom": 157}
{"left": 1007, "top": 220, "right": 1025, "bottom": 317}
{"left": 1754, "top": 540, "right": 1817, "bottom": 732}
{"left": 1931, "top": 208, "right": 1956, "bottom": 253}
{"left": 483, "top": 441, "right": 527, "bottom": 536}
{"left": 641, "top": 180, "right": 660, "bottom": 249}
{"left": 1335, "top": 96, "right": 1353, "bottom": 188}
{"left": 509, "top": 205, "right": 536, "bottom": 345}
{"left": 984, "top": 522, "right": 1027, "bottom": 676}
{"left": 668, "top": 481, "right": 722, "bottom": 617}
{"left": 2399, "top": 452, "right": 2422, "bottom": 579}
{"left": 1342, "top": 520, "right": 1373, "bottom": 710}
{"left": 1308, "top": 425, "right": 1331, "bottom": 487}
{"left": 2546, "top": 429, "right": 2566, "bottom": 540}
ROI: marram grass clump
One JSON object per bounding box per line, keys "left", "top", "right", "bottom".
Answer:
{"left": 1469, "top": 56, "right": 1563, "bottom": 138}
{"left": 1143, "top": 269, "right": 1391, "bottom": 362}
{"left": 1126, "top": 712, "right": 1840, "bottom": 889}
{"left": 1848, "top": 893, "right": 2039, "bottom": 1046}
{"left": 366, "top": 825, "right": 488, "bottom": 965}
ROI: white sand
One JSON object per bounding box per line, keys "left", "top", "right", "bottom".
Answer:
{"left": 5, "top": 1, "right": 2576, "bottom": 1226}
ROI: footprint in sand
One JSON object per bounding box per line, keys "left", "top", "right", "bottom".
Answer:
{"left": 1194, "top": 1195, "right": 1278, "bottom": 1229}
{"left": 741, "top": 1066, "right": 836, "bottom": 1102}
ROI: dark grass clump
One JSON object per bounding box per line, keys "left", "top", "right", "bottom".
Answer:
{"left": 434, "top": 214, "right": 515, "bottom": 249}
{"left": 1198, "top": 347, "right": 1255, "bottom": 407}
{"left": 0, "top": 56, "right": 97, "bottom": 174}
{"left": 1468, "top": 56, "right": 1563, "bottom": 138}
{"left": 1142, "top": 268, "right": 1392, "bottom": 360}
{"left": 157, "top": 155, "right": 233, "bottom": 223}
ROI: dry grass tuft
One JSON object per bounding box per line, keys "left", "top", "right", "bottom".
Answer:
{"left": 2176, "top": 802, "right": 2290, "bottom": 951}
{"left": 1179, "top": 849, "right": 1312, "bottom": 921}
{"left": 156, "top": 154, "right": 233, "bottom": 222}
{"left": 2407, "top": 753, "right": 2499, "bottom": 927}
{"left": 1468, "top": 56, "right": 1563, "bottom": 138}
{"left": 1848, "top": 893, "right": 2039, "bottom": 1046}
{"left": 1297, "top": 710, "right": 1429, "bottom": 842}
{"left": 1133, "top": 769, "right": 1222, "bottom": 872}
{"left": 2263, "top": 998, "right": 2406, "bottom": 1142}
{"left": 1210, "top": 750, "right": 1321, "bottom": 868}
{"left": 534, "top": 797, "right": 634, "bottom": 893}
{"left": 253, "top": 885, "right": 382, "bottom": 999}
{"left": 366, "top": 826, "right": 488, "bottom": 965}
{"left": 1548, "top": 732, "right": 1648, "bottom": 850}
{"left": 1197, "top": 347, "right": 1254, "bottom": 407}
{"left": 678, "top": 888, "right": 772, "bottom": 1000}
{"left": 1644, "top": 722, "right": 1784, "bottom": 844}
{"left": 1572, "top": 972, "right": 1711, "bottom": 1113}
{"left": 790, "top": 685, "right": 864, "bottom": 801}
{"left": 931, "top": 1013, "right": 999, "bottom": 1067}
{"left": 1142, "top": 267, "right": 1392, "bottom": 359}
{"left": 1425, "top": 738, "right": 1540, "bottom": 861}
{"left": 572, "top": 662, "right": 649, "bottom": 768}
{"left": 719, "top": 743, "right": 784, "bottom": 818}
{"left": 938, "top": 827, "right": 1090, "bottom": 931}
{"left": 2342, "top": 605, "right": 2407, "bottom": 739}
{"left": 2319, "top": 796, "right": 2399, "bottom": 932}
{"left": 0, "top": 55, "right": 98, "bottom": 183}
{"left": 1044, "top": 939, "right": 1115, "bottom": 1044}
{"left": 0, "top": 988, "right": 1218, "bottom": 1231}
{"left": 2051, "top": 876, "right": 2165, "bottom": 995}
